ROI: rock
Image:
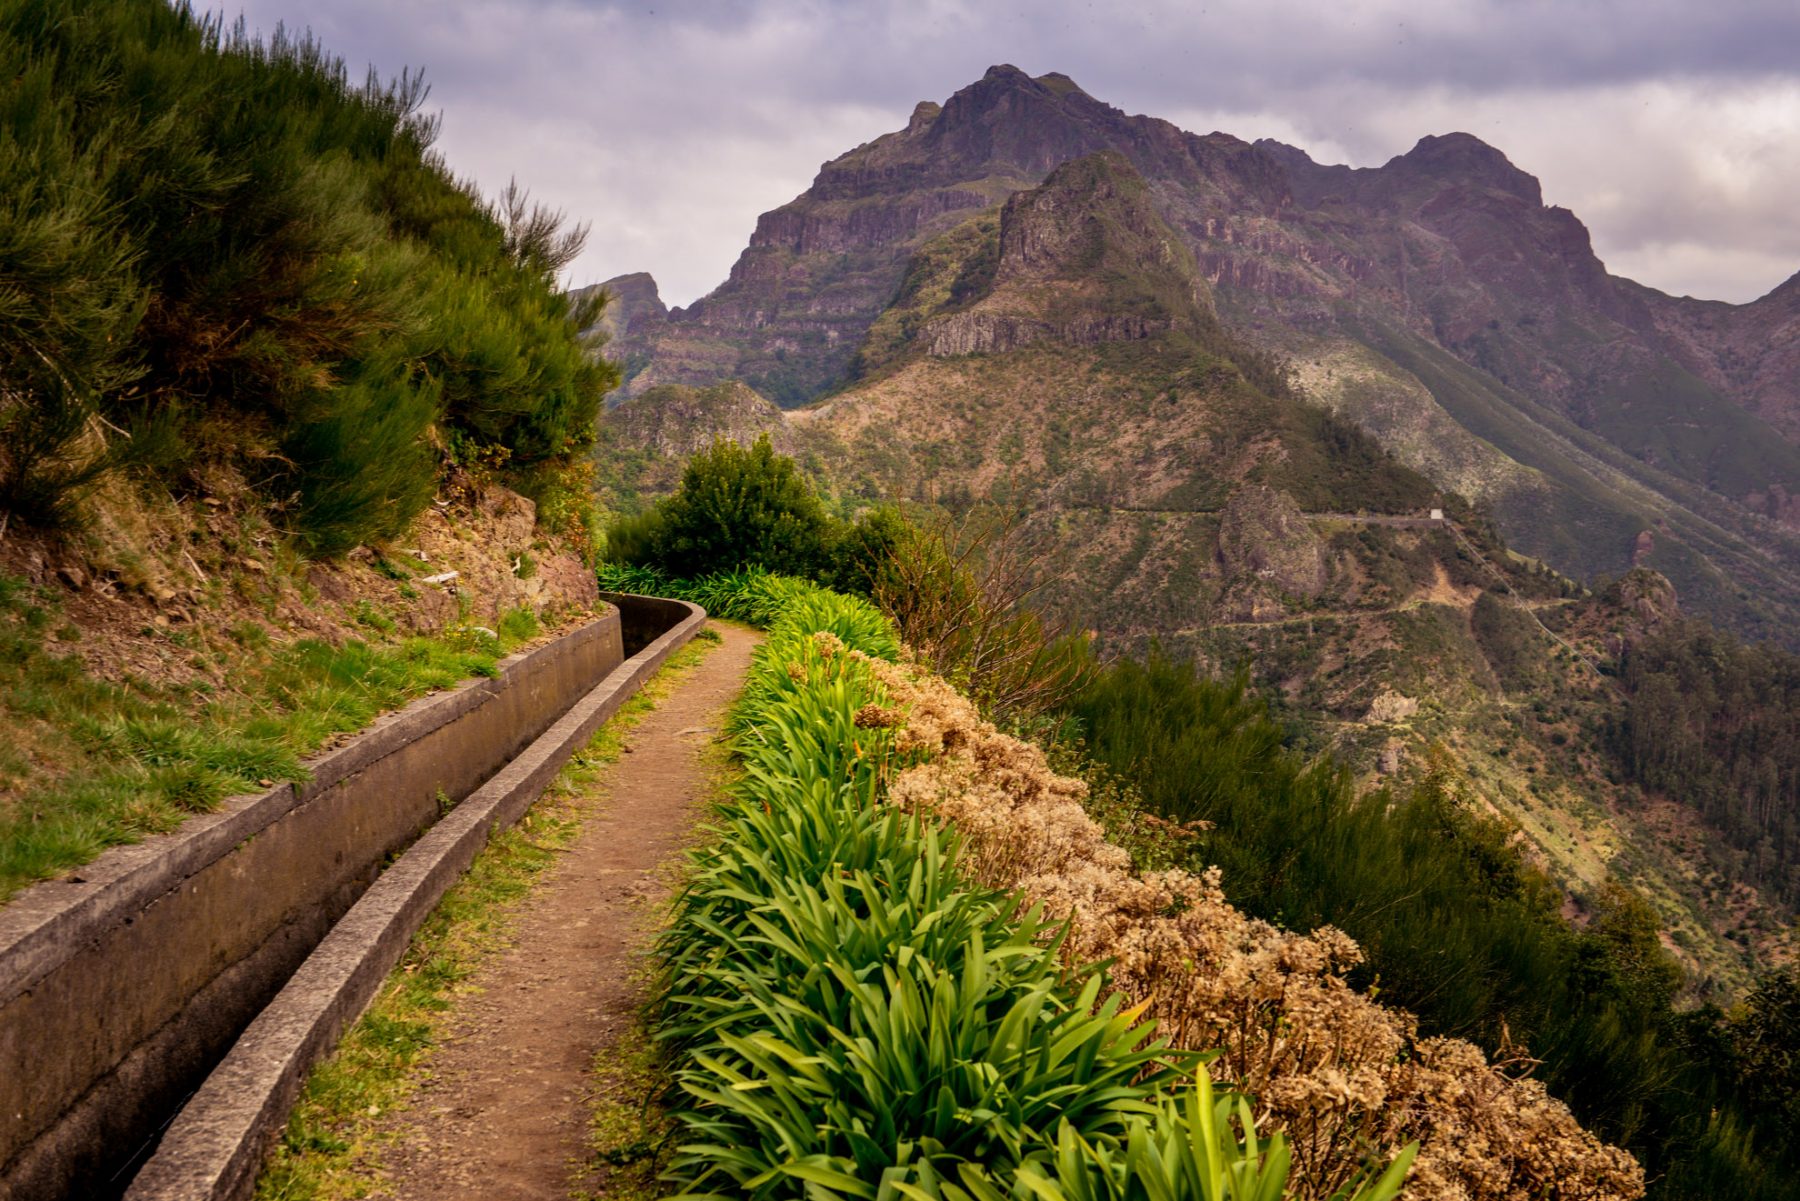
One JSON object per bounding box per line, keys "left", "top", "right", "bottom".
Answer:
{"left": 475, "top": 488, "right": 536, "bottom": 548}
{"left": 306, "top": 564, "right": 353, "bottom": 605}
{"left": 57, "top": 564, "right": 87, "bottom": 590}
{"left": 1608, "top": 567, "right": 1678, "bottom": 629}
{"left": 1377, "top": 739, "right": 1407, "bottom": 775}
{"left": 1364, "top": 691, "right": 1419, "bottom": 723}
{"left": 921, "top": 151, "right": 1210, "bottom": 357}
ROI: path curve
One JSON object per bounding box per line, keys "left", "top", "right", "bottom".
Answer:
{"left": 371, "top": 621, "right": 758, "bottom": 1200}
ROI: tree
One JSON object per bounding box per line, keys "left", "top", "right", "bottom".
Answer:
{"left": 630, "top": 435, "right": 833, "bottom": 578}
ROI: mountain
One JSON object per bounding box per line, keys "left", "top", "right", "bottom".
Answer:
{"left": 597, "top": 64, "right": 1800, "bottom": 648}
{"left": 594, "top": 95, "right": 1800, "bottom": 1000}
{"left": 588, "top": 69, "right": 1800, "bottom": 1197}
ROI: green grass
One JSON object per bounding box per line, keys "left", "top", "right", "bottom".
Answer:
{"left": 0, "top": 572, "right": 559, "bottom": 900}
{"left": 253, "top": 633, "right": 717, "bottom": 1201}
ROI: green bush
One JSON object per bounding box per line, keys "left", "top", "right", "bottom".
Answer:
{"left": 0, "top": 1, "right": 614, "bottom": 546}
{"left": 605, "top": 435, "right": 834, "bottom": 579}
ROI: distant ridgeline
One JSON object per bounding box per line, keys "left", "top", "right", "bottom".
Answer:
{"left": 0, "top": 0, "right": 614, "bottom": 553}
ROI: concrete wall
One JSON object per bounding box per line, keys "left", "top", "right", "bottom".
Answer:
{"left": 0, "top": 609, "right": 628, "bottom": 1201}
{"left": 124, "top": 594, "right": 705, "bottom": 1201}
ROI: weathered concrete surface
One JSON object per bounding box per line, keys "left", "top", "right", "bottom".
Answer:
{"left": 121, "top": 595, "right": 705, "bottom": 1201}
{"left": 0, "top": 608, "right": 630, "bottom": 1201}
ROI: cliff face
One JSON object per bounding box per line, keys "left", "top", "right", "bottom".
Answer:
{"left": 594, "top": 379, "right": 793, "bottom": 502}
{"left": 597, "top": 65, "right": 1800, "bottom": 647}
{"left": 919, "top": 151, "right": 1212, "bottom": 357}
{"left": 602, "top": 65, "right": 1280, "bottom": 405}
{"left": 607, "top": 379, "right": 791, "bottom": 460}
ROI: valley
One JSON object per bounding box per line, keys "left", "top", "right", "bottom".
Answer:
{"left": 596, "top": 100, "right": 1800, "bottom": 1001}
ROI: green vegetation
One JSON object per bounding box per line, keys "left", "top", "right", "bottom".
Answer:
{"left": 1349, "top": 318, "right": 1800, "bottom": 647}
{"left": 582, "top": 998, "right": 679, "bottom": 1201}
{"left": 255, "top": 635, "right": 715, "bottom": 1201}
{"left": 0, "top": 0, "right": 613, "bottom": 551}
{"left": 1611, "top": 619, "right": 1800, "bottom": 908}
{"left": 604, "top": 436, "right": 904, "bottom": 595}
{"left": 649, "top": 573, "right": 1411, "bottom": 1200}
{"left": 1069, "top": 654, "right": 1797, "bottom": 1200}
{"left": 0, "top": 572, "right": 542, "bottom": 899}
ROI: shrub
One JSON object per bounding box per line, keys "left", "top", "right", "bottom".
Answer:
{"left": 604, "top": 435, "right": 833, "bottom": 578}
{"left": 875, "top": 508, "right": 1095, "bottom": 722}
{"left": 0, "top": 1, "right": 614, "bottom": 548}
{"left": 826, "top": 502, "right": 908, "bottom": 598}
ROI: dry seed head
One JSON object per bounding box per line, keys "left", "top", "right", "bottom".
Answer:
{"left": 854, "top": 703, "right": 903, "bottom": 729}
{"left": 869, "top": 655, "right": 1645, "bottom": 1201}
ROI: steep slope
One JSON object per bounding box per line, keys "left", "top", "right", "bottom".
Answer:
{"left": 596, "top": 66, "right": 1800, "bottom": 647}
{"left": 595, "top": 379, "right": 792, "bottom": 505}
{"left": 600, "top": 64, "right": 1282, "bottom": 405}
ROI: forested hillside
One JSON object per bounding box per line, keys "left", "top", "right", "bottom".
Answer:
{"left": 1612, "top": 624, "right": 1800, "bottom": 907}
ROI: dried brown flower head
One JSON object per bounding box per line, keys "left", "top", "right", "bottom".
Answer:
{"left": 868, "top": 657, "right": 1645, "bottom": 1201}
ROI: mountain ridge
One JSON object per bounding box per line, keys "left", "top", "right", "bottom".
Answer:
{"left": 592, "top": 65, "right": 1800, "bottom": 647}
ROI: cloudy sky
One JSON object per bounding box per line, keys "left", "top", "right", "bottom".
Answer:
{"left": 221, "top": 0, "right": 1800, "bottom": 307}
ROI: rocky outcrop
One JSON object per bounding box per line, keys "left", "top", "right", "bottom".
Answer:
{"left": 919, "top": 151, "right": 1211, "bottom": 357}
{"left": 1364, "top": 690, "right": 1421, "bottom": 723}
{"left": 575, "top": 272, "right": 666, "bottom": 345}
{"left": 1218, "top": 485, "right": 1327, "bottom": 598}
{"left": 1610, "top": 567, "right": 1679, "bottom": 629}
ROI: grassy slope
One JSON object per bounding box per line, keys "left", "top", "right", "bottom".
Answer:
{"left": 0, "top": 488, "right": 596, "bottom": 901}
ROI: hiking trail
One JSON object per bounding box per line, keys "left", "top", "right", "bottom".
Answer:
{"left": 368, "top": 621, "right": 758, "bottom": 1200}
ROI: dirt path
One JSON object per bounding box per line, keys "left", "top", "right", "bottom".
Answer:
{"left": 371, "top": 622, "right": 758, "bottom": 1201}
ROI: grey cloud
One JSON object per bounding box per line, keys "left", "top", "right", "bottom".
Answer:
{"left": 219, "top": 0, "right": 1800, "bottom": 304}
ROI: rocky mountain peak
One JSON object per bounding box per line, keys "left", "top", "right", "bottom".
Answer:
{"left": 578, "top": 271, "right": 668, "bottom": 352}
{"left": 597, "top": 271, "right": 665, "bottom": 319}
{"left": 994, "top": 150, "right": 1192, "bottom": 292}
{"left": 1387, "top": 132, "right": 1542, "bottom": 206}
{"left": 919, "top": 65, "right": 1124, "bottom": 179}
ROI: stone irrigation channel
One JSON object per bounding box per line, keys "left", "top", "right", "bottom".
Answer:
{"left": 0, "top": 593, "right": 704, "bottom": 1201}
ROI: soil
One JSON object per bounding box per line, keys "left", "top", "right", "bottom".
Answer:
{"left": 0, "top": 482, "right": 596, "bottom": 694}
{"left": 369, "top": 621, "right": 759, "bottom": 1200}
